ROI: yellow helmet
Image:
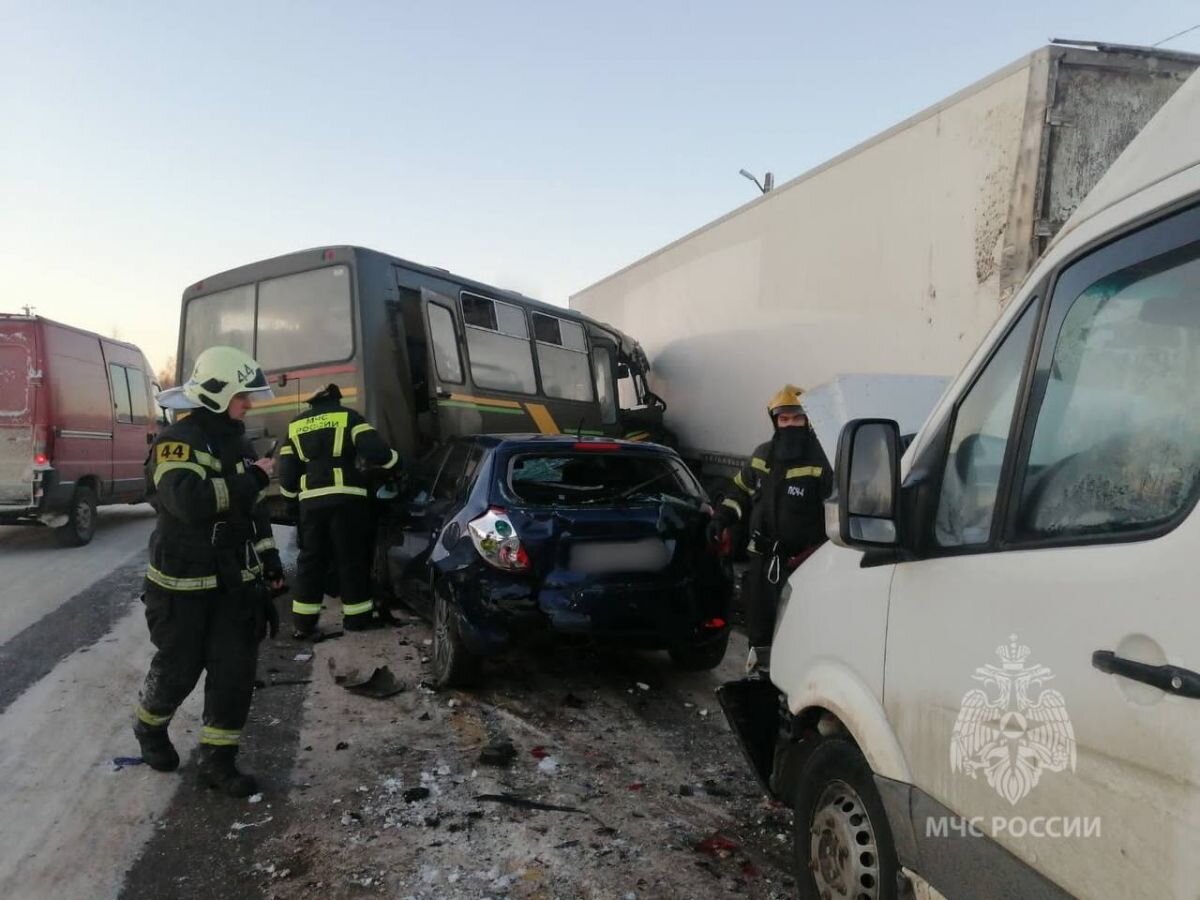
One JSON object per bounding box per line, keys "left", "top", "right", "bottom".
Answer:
{"left": 767, "top": 384, "right": 805, "bottom": 422}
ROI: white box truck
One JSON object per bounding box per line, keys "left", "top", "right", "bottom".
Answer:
{"left": 570, "top": 42, "right": 1199, "bottom": 486}
{"left": 719, "top": 64, "right": 1200, "bottom": 899}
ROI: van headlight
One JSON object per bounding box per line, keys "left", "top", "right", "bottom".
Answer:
{"left": 773, "top": 580, "right": 793, "bottom": 641}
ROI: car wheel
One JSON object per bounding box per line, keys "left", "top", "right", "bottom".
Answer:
{"left": 56, "top": 485, "right": 98, "bottom": 547}
{"left": 794, "top": 738, "right": 899, "bottom": 900}
{"left": 430, "top": 580, "right": 480, "bottom": 689}
{"left": 668, "top": 630, "right": 730, "bottom": 671}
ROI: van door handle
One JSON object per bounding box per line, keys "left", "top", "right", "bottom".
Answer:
{"left": 1092, "top": 650, "right": 1200, "bottom": 699}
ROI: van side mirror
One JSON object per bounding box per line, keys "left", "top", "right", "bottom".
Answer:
{"left": 828, "top": 418, "right": 901, "bottom": 548}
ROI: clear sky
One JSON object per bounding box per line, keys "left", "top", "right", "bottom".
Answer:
{"left": 3, "top": 1, "right": 1198, "bottom": 372}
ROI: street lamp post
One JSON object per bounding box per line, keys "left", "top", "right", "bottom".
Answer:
{"left": 738, "top": 168, "right": 774, "bottom": 194}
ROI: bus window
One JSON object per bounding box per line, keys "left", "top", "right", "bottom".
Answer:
{"left": 182, "top": 284, "right": 254, "bottom": 375}
{"left": 256, "top": 267, "right": 353, "bottom": 371}
{"left": 460, "top": 292, "right": 536, "bottom": 394}
{"left": 592, "top": 346, "right": 617, "bottom": 424}
{"left": 427, "top": 303, "right": 463, "bottom": 383}
{"left": 532, "top": 312, "right": 592, "bottom": 402}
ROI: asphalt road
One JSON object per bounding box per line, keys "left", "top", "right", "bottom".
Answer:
{"left": 0, "top": 513, "right": 796, "bottom": 900}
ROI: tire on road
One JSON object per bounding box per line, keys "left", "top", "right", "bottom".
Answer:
{"left": 56, "top": 485, "right": 98, "bottom": 547}
{"left": 430, "top": 579, "right": 481, "bottom": 689}
{"left": 793, "top": 737, "right": 899, "bottom": 900}
{"left": 668, "top": 630, "right": 730, "bottom": 671}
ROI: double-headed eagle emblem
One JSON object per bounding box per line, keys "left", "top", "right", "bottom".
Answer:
{"left": 951, "top": 635, "right": 1077, "bottom": 805}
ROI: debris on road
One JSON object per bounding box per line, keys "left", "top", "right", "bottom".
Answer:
{"left": 478, "top": 739, "right": 517, "bottom": 767}
{"left": 293, "top": 652, "right": 313, "bottom": 662}
{"left": 474, "top": 793, "right": 585, "bottom": 814}
{"left": 111, "top": 757, "right": 143, "bottom": 771}
{"left": 403, "top": 787, "right": 431, "bottom": 803}
{"left": 695, "top": 834, "right": 739, "bottom": 858}
{"left": 342, "top": 666, "right": 405, "bottom": 699}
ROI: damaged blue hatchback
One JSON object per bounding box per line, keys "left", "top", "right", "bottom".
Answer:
{"left": 383, "top": 435, "right": 733, "bottom": 686}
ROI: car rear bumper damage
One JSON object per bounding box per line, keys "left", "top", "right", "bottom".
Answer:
{"left": 449, "top": 568, "right": 730, "bottom": 656}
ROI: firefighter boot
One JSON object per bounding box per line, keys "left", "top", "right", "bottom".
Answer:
{"left": 197, "top": 745, "right": 259, "bottom": 798}
{"left": 133, "top": 723, "right": 180, "bottom": 772}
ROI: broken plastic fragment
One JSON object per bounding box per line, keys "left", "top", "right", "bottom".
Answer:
{"left": 695, "top": 834, "right": 739, "bottom": 857}
{"left": 530, "top": 746, "right": 550, "bottom": 760}
{"left": 537, "top": 757, "right": 559, "bottom": 775}
{"left": 248, "top": 793, "right": 264, "bottom": 804}
{"left": 479, "top": 739, "right": 517, "bottom": 767}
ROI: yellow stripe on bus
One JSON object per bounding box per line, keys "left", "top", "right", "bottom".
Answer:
{"left": 449, "top": 393, "right": 522, "bottom": 410}
{"left": 524, "top": 403, "right": 560, "bottom": 435}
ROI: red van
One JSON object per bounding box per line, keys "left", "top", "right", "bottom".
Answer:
{"left": 0, "top": 314, "right": 160, "bottom": 545}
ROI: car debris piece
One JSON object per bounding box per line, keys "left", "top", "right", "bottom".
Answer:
{"left": 404, "top": 787, "right": 431, "bottom": 802}
{"left": 695, "top": 834, "right": 739, "bottom": 858}
{"left": 479, "top": 739, "right": 517, "bottom": 767}
{"left": 530, "top": 746, "right": 550, "bottom": 760}
{"left": 111, "top": 757, "right": 144, "bottom": 770}
{"left": 475, "top": 793, "right": 585, "bottom": 814}
{"left": 344, "top": 666, "right": 405, "bottom": 699}
{"left": 702, "top": 779, "right": 734, "bottom": 799}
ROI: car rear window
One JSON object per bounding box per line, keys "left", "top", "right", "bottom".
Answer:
{"left": 507, "top": 450, "right": 702, "bottom": 507}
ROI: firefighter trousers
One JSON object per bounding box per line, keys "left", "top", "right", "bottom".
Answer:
{"left": 134, "top": 585, "right": 259, "bottom": 751}
{"left": 744, "top": 543, "right": 820, "bottom": 647}
{"left": 293, "top": 499, "right": 375, "bottom": 631}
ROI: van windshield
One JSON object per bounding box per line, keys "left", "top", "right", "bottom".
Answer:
{"left": 508, "top": 451, "right": 703, "bottom": 507}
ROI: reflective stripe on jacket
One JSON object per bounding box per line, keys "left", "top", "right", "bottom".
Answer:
{"left": 278, "top": 400, "right": 399, "bottom": 507}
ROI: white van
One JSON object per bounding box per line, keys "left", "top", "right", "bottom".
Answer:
{"left": 719, "top": 70, "right": 1200, "bottom": 899}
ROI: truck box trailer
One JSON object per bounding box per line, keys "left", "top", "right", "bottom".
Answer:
{"left": 570, "top": 42, "right": 1199, "bottom": 483}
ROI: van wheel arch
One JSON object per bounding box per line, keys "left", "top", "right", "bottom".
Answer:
{"left": 771, "top": 706, "right": 856, "bottom": 803}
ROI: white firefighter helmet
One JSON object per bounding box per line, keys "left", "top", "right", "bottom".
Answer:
{"left": 168, "top": 346, "right": 273, "bottom": 413}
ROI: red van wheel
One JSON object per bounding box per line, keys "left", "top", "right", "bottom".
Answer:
{"left": 56, "top": 486, "right": 97, "bottom": 547}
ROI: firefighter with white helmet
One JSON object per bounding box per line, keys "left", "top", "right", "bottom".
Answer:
{"left": 131, "top": 346, "right": 284, "bottom": 797}
{"left": 707, "top": 384, "right": 832, "bottom": 672}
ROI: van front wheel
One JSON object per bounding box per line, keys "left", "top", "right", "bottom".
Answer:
{"left": 793, "top": 738, "right": 899, "bottom": 900}
{"left": 56, "top": 486, "right": 97, "bottom": 547}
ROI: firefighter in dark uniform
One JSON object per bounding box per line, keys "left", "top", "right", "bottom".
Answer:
{"left": 279, "top": 383, "right": 400, "bottom": 637}
{"left": 132, "top": 346, "right": 284, "bottom": 797}
{"left": 708, "top": 385, "right": 832, "bottom": 672}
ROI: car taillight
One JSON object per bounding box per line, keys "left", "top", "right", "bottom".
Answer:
{"left": 468, "top": 507, "right": 530, "bottom": 572}
{"left": 33, "top": 425, "right": 51, "bottom": 468}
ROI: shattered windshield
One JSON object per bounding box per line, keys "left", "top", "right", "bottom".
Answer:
{"left": 508, "top": 452, "right": 703, "bottom": 507}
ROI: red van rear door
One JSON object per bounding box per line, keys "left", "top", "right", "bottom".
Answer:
{"left": 0, "top": 319, "right": 37, "bottom": 506}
